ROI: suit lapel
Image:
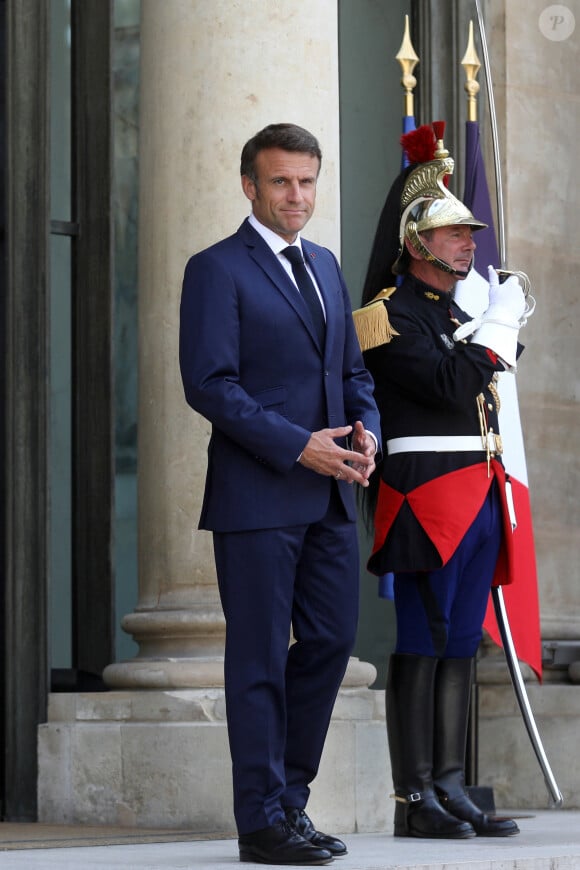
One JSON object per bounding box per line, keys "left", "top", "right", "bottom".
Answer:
{"left": 239, "top": 221, "right": 325, "bottom": 353}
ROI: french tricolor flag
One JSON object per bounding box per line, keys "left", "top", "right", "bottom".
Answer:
{"left": 454, "top": 120, "right": 542, "bottom": 681}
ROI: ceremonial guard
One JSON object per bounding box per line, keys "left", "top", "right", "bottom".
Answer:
{"left": 358, "top": 125, "right": 534, "bottom": 839}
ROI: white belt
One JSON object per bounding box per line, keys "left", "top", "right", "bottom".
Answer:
{"left": 386, "top": 435, "right": 502, "bottom": 455}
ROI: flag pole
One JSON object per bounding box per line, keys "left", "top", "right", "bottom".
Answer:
{"left": 461, "top": 20, "right": 480, "bottom": 123}
{"left": 473, "top": 0, "right": 506, "bottom": 265}
{"left": 460, "top": 28, "right": 486, "bottom": 792}
{"left": 396, "top": 17, "right": 419, "bottom": 171}
{"left": 396, "top": 14, "right": 419, "bottom": 119}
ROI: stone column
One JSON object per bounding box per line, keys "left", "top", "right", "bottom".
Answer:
{"left": 474, "top": 1, "right": 580, "bottom": 674}
{"left": 504, "top": 1, "right": 580, "bottom": 658}
{"left": 103, "top": 0, "right": 344, "bottom": 690}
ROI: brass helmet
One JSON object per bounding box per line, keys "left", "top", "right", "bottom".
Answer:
{"left": 393, "top": 126, "right": 487, "bottom": 276}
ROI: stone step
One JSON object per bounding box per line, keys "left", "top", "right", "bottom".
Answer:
{"left": 0, "top": 811, "right": 578, "bottom": 869}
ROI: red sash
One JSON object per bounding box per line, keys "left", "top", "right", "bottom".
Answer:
{"left": 372, "top": 459, "right": 514, "bottom": 585}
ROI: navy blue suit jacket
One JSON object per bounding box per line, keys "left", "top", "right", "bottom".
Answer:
{"left": 179, "top": 218, "right": 380, "bottom": 532}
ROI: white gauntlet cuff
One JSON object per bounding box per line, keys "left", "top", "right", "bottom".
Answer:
{"left": 470, "top": 320, "right": 520, "bottom": 371}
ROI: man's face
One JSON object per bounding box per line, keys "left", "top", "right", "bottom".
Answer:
{"left": 423, "top": 225, "right": 476, "bottom": 276}
{"left": 407, "top": 224, "right": 477, "bottom": 291}
{"left": 241, "top": 147, "right": 320, "bottom": 243}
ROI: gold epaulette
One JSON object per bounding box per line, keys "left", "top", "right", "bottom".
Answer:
{"left": 352, "top": 287, "right": 399, "bottom": 352}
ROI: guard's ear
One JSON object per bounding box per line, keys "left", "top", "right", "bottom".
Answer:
{"left": 404, "top": 236, "right": 423, "bottom": 261}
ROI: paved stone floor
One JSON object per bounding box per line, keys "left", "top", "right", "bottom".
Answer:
{"left": 0, "top": 810, "right": 579, "bottom": 869}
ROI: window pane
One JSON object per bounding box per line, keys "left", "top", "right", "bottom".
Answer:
{"left": 50, "top": 0, "right": 71, "bottom": 222}
{"left": 49, "top": 233, "right": 72, "bottom": 668}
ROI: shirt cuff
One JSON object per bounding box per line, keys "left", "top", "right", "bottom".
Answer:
{"left": 365, "top": 430, "right": 378, "bottom": 454}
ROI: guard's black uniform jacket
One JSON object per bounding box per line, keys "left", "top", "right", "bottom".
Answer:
{"left": 363, "top": 273, "right": 521, "bottom": 581}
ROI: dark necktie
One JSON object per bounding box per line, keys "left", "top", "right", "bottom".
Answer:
{"left": 282, "top": 246, "right": 326, "bottom": 346}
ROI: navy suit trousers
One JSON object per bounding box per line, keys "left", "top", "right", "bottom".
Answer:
{"left": 213, "top": 484, "right": 359, "bottom": 835}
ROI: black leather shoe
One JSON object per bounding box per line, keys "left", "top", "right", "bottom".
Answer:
{"left": 394, "top": 793, "right": 476, "bottom": 839}
{"left": 284, "top": 807, "right": 347, "bottom": 856}
{"left": 438, "top": 791, "right": 520, "bottom": 837}
{"left": 238, "top": 819, "right": 334, "bottom": 865}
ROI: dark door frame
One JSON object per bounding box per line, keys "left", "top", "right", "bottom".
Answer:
{"left": 1, "top": 0, "right": 113, "bottom": 820}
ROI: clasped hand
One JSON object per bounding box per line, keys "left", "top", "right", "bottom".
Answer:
{"left": 299, "top": 421, "right": 376, "bottom": 487}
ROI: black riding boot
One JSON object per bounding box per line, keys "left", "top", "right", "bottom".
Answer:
{"left": 386, "top": 653, "right": 475, "bottom": 838}
{"left": 432, "top": 657, "right": 519, "bottom": 837}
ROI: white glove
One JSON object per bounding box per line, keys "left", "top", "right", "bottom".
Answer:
{"left": 485, "top": 266, "right": 526, "bottom": 320}
{"left": 470, "top": 266, "right": 526, "bottom": 370}
{"left": 452, "top": 266, "right": 529, "bottom": 370}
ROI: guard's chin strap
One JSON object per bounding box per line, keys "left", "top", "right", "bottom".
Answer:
{"left": 406, "top": 225, "right": 473, "bottom": 279}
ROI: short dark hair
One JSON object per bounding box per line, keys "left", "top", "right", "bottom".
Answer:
{"left": 240, "top": 123, "right": 322, "bottom": 182}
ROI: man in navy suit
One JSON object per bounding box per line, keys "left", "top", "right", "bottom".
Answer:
{"left": 180, "top": 123, "right": 380, "bottom": 865}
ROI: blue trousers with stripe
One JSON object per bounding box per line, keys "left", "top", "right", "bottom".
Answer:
{"left": 394, "top": 482, "right": 502, "bottom": 658}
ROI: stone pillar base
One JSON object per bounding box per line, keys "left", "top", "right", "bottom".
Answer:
{"left": 37, "top": 685, "right": 390, "bottom": 834}
{"left": 478, "top": 682, "right": 579, "bottom": 809}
